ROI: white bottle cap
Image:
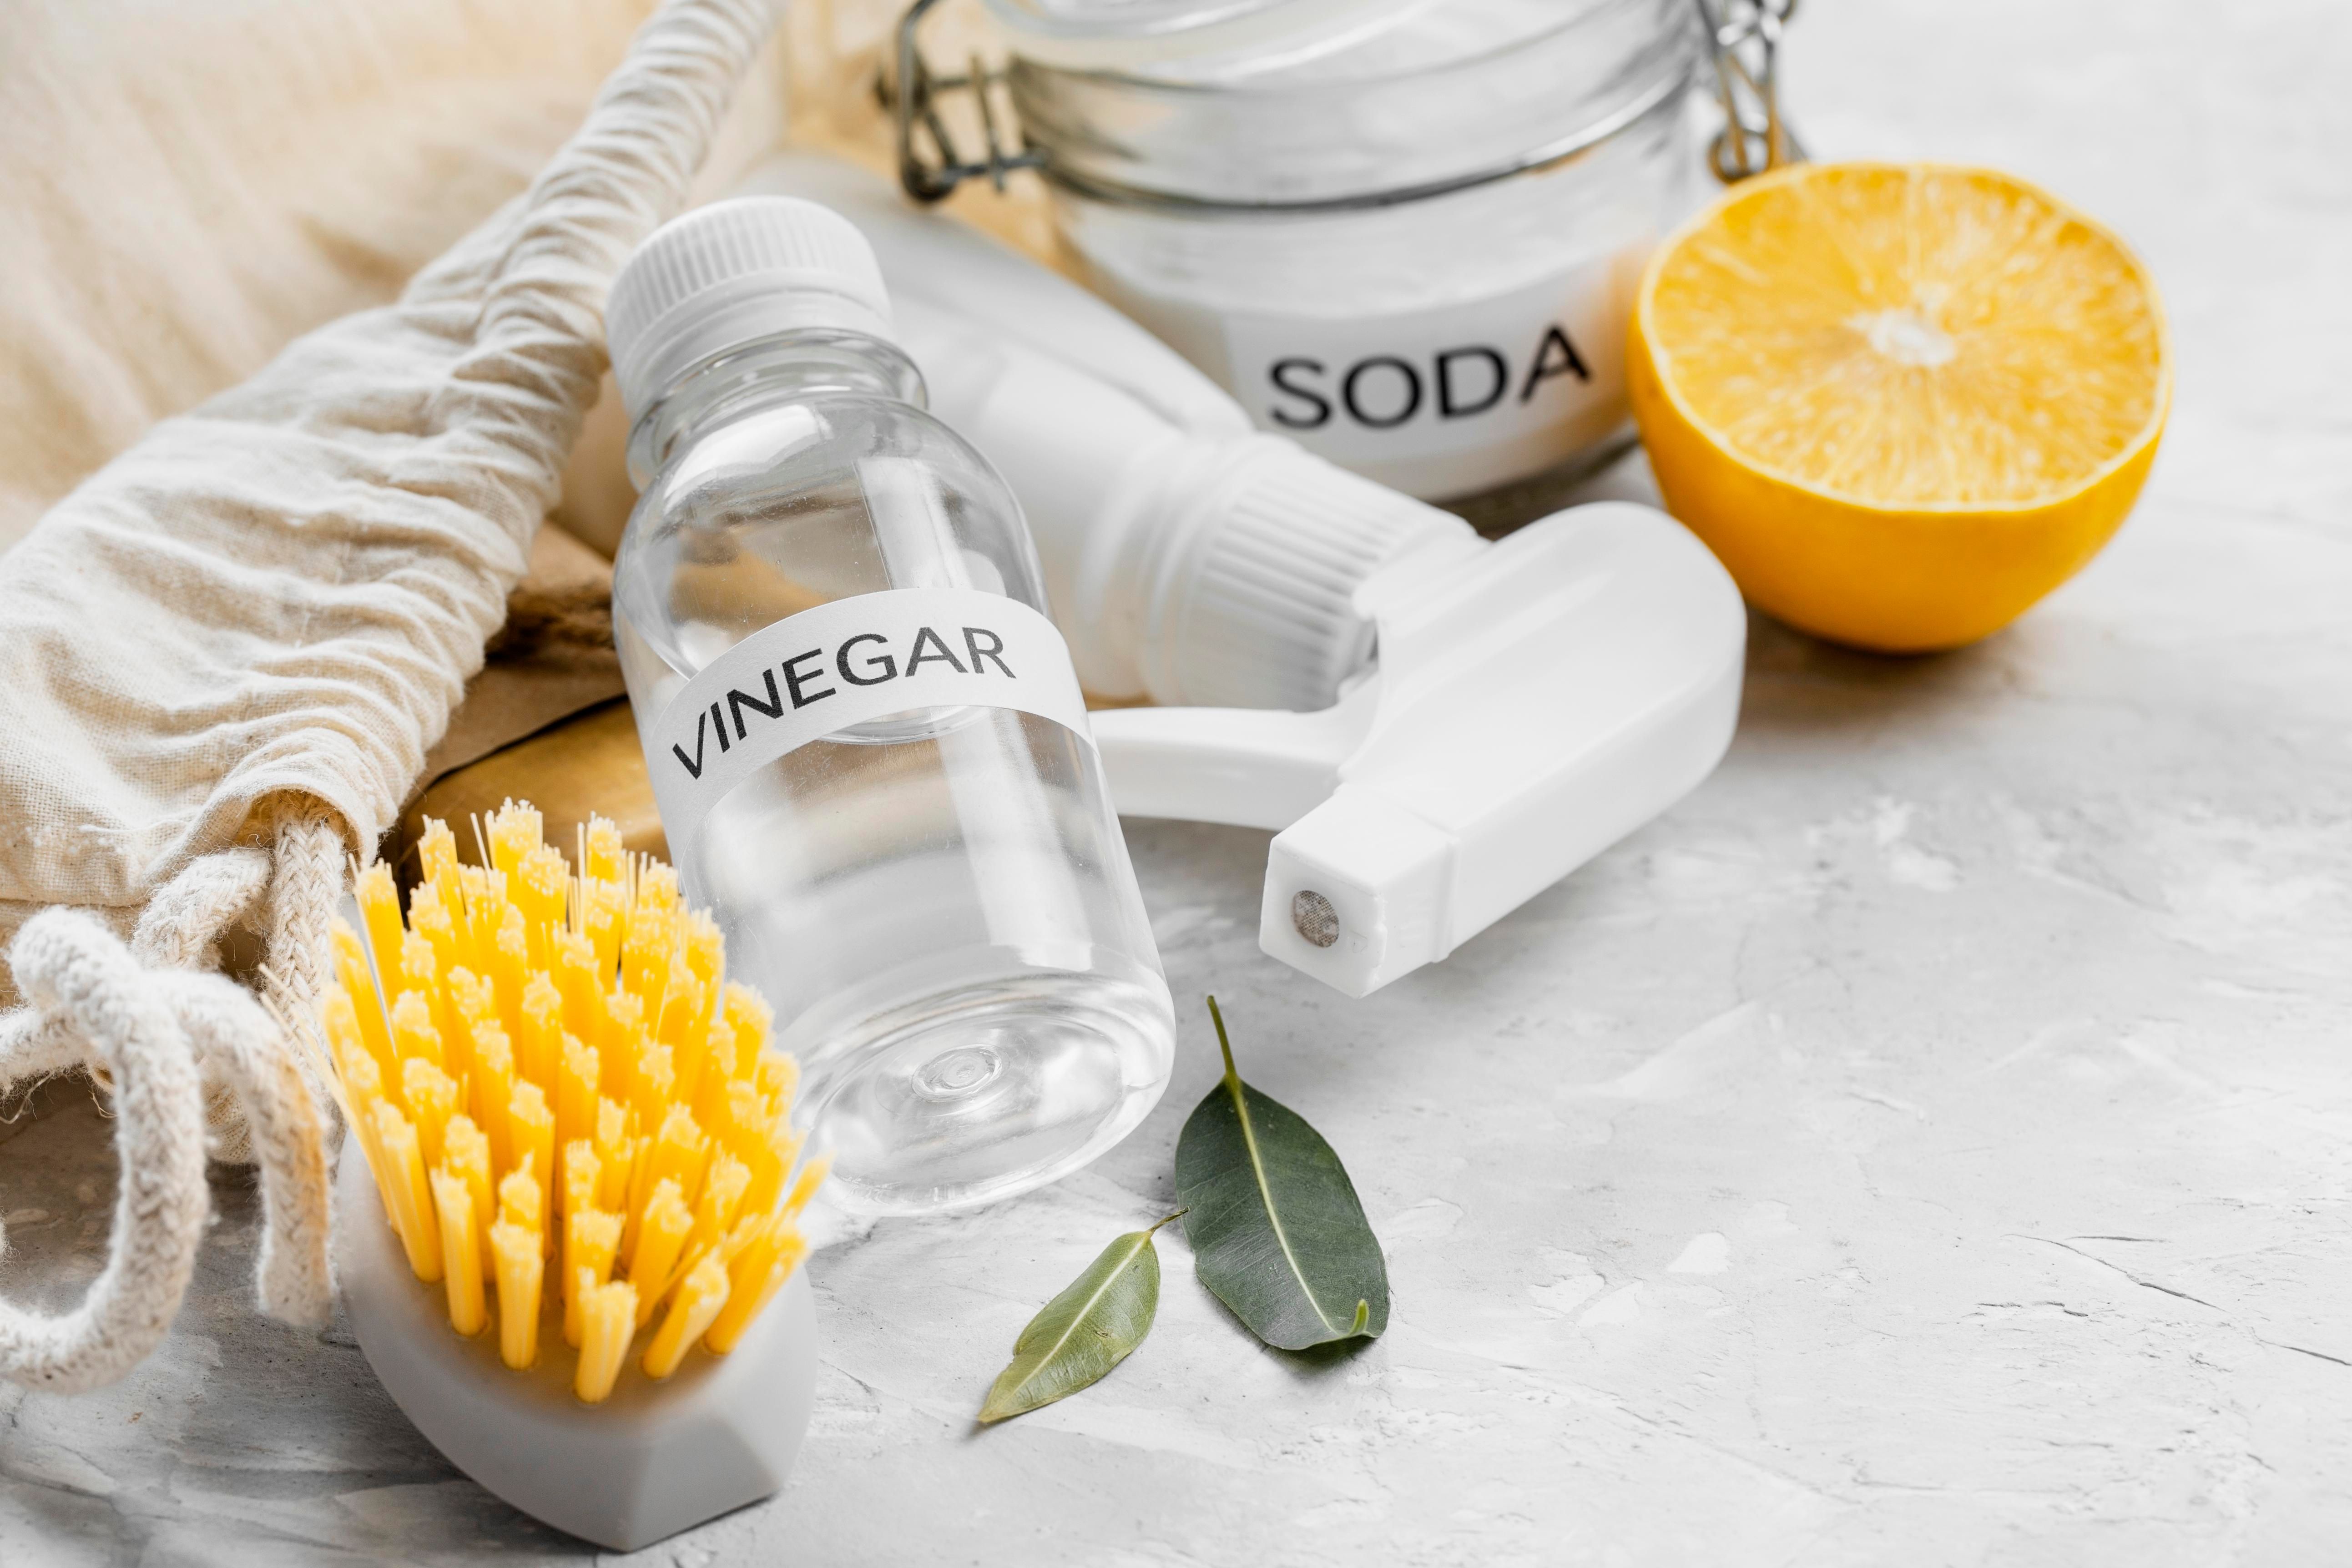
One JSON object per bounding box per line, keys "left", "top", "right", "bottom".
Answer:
{"left": 606, "top": 197, "right": 895, "bottom": 423}
{"left": 1146, "top": 441, "right": 1474, "bottom": 710}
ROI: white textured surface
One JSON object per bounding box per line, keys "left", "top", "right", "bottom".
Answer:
{"left": 6, "top": 0, "right": 2352, "bottom": 1561}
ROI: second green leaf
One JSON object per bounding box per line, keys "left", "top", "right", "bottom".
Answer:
{"left": 978, "top": 1215, "right": 1176, "bottom": 1424}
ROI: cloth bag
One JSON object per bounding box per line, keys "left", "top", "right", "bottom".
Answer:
{"left": 0, "top": 0, "right": 696, "bottom": 554}
{"left": 0, "top": 0, "right": 779, "bottom": 1392}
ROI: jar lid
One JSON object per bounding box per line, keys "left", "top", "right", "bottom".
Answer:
{"left": 980, "top": 0, "right": 1435, "bottom": 75}
{"left": 1000, "top": 0, "right": 1700, "bottom": 209}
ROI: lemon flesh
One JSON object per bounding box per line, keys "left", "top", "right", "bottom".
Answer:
{"left": 1631, "top": 162, "right": 2170, "bottom": 651}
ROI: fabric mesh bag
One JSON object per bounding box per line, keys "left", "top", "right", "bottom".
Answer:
{"left": 0, "top": 0, "right": 780, "bottom": 1392}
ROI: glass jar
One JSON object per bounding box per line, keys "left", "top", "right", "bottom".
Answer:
{"left": 985, "top": 0, "right": 1704, "bottom": 508}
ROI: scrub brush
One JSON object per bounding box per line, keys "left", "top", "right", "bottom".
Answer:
{"left": 309, "top": 801, "right": 826, "bottom": 1548}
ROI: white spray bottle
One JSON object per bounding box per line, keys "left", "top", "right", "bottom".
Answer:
{"left": 732, "top": 153, "right": 1747, "bottom": 998}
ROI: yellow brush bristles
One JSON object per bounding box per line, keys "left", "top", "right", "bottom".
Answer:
{"left": 314, "top": 802, "right": 823, "bottom": 1404}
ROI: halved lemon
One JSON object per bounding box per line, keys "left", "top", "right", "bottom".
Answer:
{"left": 1630, "top": 162, "right": 2170, "bottom": 652}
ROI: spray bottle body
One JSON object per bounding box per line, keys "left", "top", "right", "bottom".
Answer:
{"left": 611, "top": 321, "right": 1173, "bottom": 1216}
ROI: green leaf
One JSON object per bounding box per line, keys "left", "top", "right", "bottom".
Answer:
{"left": 978, "top": 1215, "right": 1177, "bottom": 1424}
{"left": 1174, "top": 997, "right": 1389, "bottom": 1351}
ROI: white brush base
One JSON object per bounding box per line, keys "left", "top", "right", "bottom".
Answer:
{"left": 335, "top": 1151, "right": 817, "bottom": 1550}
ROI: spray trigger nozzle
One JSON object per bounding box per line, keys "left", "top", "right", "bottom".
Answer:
{"left": 1092, "top": 501, "right": 1746, "bottom": 996}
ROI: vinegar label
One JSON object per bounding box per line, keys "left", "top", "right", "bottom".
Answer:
{"left": 1217, "top": 245, "right": 1635, "bottom": 499}
{"left": 646, "top": 588, "right": 1092, "bottom": 859}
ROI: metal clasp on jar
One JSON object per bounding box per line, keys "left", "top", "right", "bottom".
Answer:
{"left": 883, "top": 0, "right": 1042, "bottom": 203}
{"left": 1699, "top": 0, "right": 1806, "bottom": 181}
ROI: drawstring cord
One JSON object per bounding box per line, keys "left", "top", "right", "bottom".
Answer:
{"left": 0, "top": 801, "right": 339, "bottom": 1391}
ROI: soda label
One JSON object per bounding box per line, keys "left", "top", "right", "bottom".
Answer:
{"left": 1217, "top": 246, "right": 1634, "bottom": 497}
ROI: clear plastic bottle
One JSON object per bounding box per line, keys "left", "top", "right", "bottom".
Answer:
{"left": 604, "top": 197, "right": 1175, "bottom": 1216}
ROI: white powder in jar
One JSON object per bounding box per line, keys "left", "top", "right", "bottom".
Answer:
{"left": 1040, "top": 0, "right": 1699, "bottom": 497}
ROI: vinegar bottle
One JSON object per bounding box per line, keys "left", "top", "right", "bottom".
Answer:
{"left": 604, "top": 197, "right": 1174, "bottom": 1215}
